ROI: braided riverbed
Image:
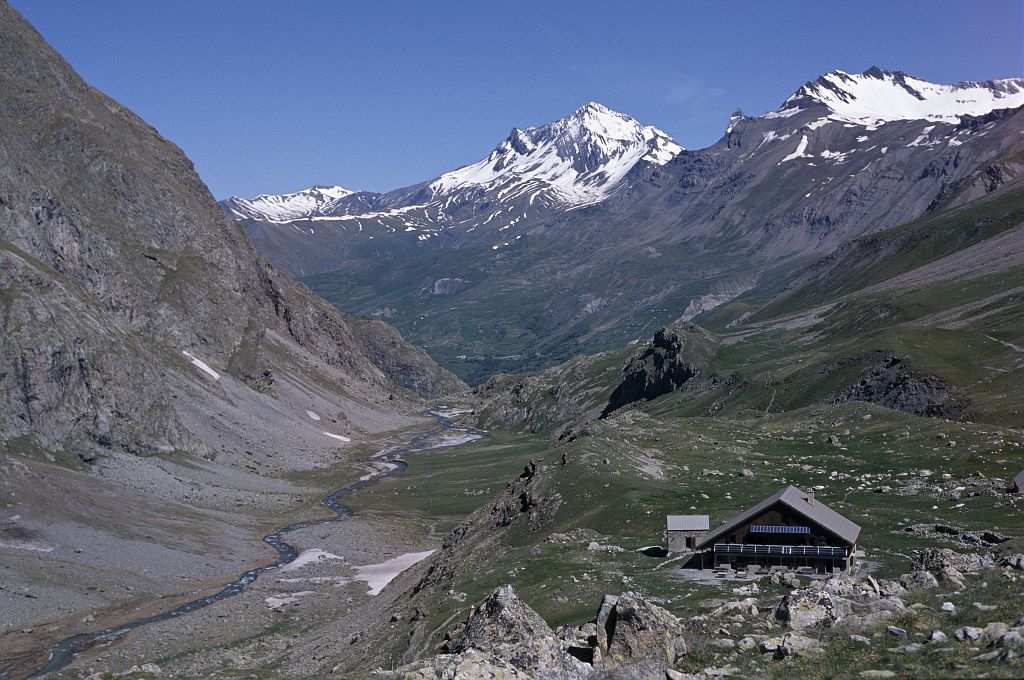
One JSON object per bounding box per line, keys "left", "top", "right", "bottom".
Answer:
{"left": 27, "top": 411, "right": 484, "bottom": 678}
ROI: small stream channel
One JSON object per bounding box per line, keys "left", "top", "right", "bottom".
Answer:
{"left": 26, "top": 410, "right": 485, "bottom": 679}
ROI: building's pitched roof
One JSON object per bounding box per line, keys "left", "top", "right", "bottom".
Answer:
{"left": 695, "top": 485, "right": 861, "bottom": 548}
{"left": 667, "top": 515, "right": 710, "bottom": 531}
{"left": 1014, "top": 469, "right": 1024, "bottom": 492}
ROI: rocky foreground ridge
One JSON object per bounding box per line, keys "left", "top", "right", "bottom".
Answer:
{"left": 378, "top": 546, "right": 1024, "bottom": 679}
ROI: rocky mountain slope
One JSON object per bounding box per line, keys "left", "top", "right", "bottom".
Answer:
{"left": 0, "top": 1, "right": 463, "bottom": 463}
{"left": 231, "top": 69, "right": 1023, "bottom": 383}
{"left": 472, "top": 181, "right": 1023, "bottom": 433}
{"left": 222, "top": 102, "right": 684, "bottom": 276}
{"left": 0, "top": 7, "right": 466, "bottom": 671}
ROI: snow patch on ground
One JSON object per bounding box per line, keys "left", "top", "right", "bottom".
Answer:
{"left": 323, "top": 431, "right": 351, "bottom": 443}
{"left": 182, "top": 351, "right": 220, "bottom": 381}
{"left": 352, "top": 550, "right": 436, "bottom": 596}
{"left": 430, "top": 432, "right": 485, "bottom": 449}
{"left": 264, "top": 591, "right": 317, "bottom": 609}
{"left": 779, "top": 135, "right": 811, "bottom": 164}
{"left": 281, "top": 549, "right": 345, "bottom": 572}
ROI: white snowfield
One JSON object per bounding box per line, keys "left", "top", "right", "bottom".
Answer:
{"left": 779, "top": 69, "right": 1024, "bottom": 126}
{"left": 428, "top": 102, "right": 683, "bottom": 207}
{"left": 181, "top": 351, "right": 220, "bottom": 381}
{"left": 226, "top": 184, "right": 354, "bottom": 222}
{"left": 352, "top": 550, "right": 436, "bottom": 596}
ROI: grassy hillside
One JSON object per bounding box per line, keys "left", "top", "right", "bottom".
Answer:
{"left": 471, "top": 184, "right": 1024, "bottom": 431}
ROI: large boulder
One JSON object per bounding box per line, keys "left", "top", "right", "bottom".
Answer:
{"left": 601, "top": 593, "right": 687, "bottom": 668}
{"left": 775, "top": 588, "right": 840, "bottom": 630}
{"left": 443, "top": 585, "right": 591, "bottom": 679}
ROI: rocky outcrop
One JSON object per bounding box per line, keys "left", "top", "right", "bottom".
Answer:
{"left": 817, "top": 355, "right": 964, "bottom": 419}
{"left": 381, "top": 587, "right": 688, "bottom": 679}
{"left": 416, "top": 461, "right": 562, "bottom": 592}
{"left": 431, "top": 278, "right": 466, "bottom": 296}
{"left": 601, "top": 328, "right": 703, "bottom": 418}
{"left": 347, "top": 316, "right": 466, "bottom": 398}
{"left": 436, "top": 585, "right": 591, "bottom": 679}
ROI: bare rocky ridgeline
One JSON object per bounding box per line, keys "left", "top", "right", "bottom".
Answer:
{"left": 377, "top": 547, "right": 1024, "bottom": 679}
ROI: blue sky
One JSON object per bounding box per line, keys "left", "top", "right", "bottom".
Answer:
{"left": 13, "top": 1, "right": 1022, "bottom": 199}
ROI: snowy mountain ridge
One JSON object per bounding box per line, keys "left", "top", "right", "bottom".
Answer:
{"left": 774, "top": 66, "right": 1024, "bottom": 126}
{"left": 224, "top": 184, "right": 355, "bottom": 222}
{"left": 426, "top": 102, "right": 683, "bottom": 207}
{"left": 224, "top": 102, "right": 682, "bottom": 223}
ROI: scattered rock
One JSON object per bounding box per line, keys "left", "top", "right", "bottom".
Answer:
{"left": 758, "top": 633, "right": 823, "bottom": 659}
{"left": 894, "top": 643, "right": 924, "bottom": 653}
{"left": 955, "top": 626, "right": 983, "bottom": 642}
{"left": 899, "top": 570, "right": 939, "bottom": 590}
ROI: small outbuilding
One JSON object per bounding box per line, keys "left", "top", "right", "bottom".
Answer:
{"left": 695, "top": 485, "right": 861, "bottom": 573}
{"left": 1014, "top": 470, "right": 1024, "bottom": 494}
{"left": 666, "top": 514, "right": 709, "bottom": 552}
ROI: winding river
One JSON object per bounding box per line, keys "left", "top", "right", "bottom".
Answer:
{"left": 26, "top": 410, "right": 485, "bottom": 679}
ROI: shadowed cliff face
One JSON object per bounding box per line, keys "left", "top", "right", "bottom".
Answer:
{"left": 601, "top": 328, "right": 702, "bottom": 418}
{"left": 0, "top": 2, "right": 463, "bottom": 459}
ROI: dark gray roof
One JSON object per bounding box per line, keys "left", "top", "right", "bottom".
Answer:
{"left": 695, "top": 485, "right": 861, "bottom": 548}
{"left": 1014, "top": 470, "right": 1024, "bottom": 493}
{"left": 667, "top": 515, "right": 710, "bottom": 531}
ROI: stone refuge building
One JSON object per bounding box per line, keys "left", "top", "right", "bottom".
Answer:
{"left": 665, "top": 514, "right": 709, "bottom": 551}
{"left": 1014, "top": 469, "right": 1024, "bottom": 494}
{"left": 695, "top": 485, "right": 861, "bottom": 573}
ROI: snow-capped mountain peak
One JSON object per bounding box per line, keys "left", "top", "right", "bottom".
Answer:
{"left": 774, "top": 67, "right": 1024, "bottom": 126}
{"left": 428, "top": 102, "right": 683, "bottom": 206}
{"left": 224, "top": 184, "right": 355, "bottom": 222}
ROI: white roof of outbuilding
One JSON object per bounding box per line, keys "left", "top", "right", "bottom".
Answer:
{"left": 667, "top": 515, "right": 710, "bottom": 531}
